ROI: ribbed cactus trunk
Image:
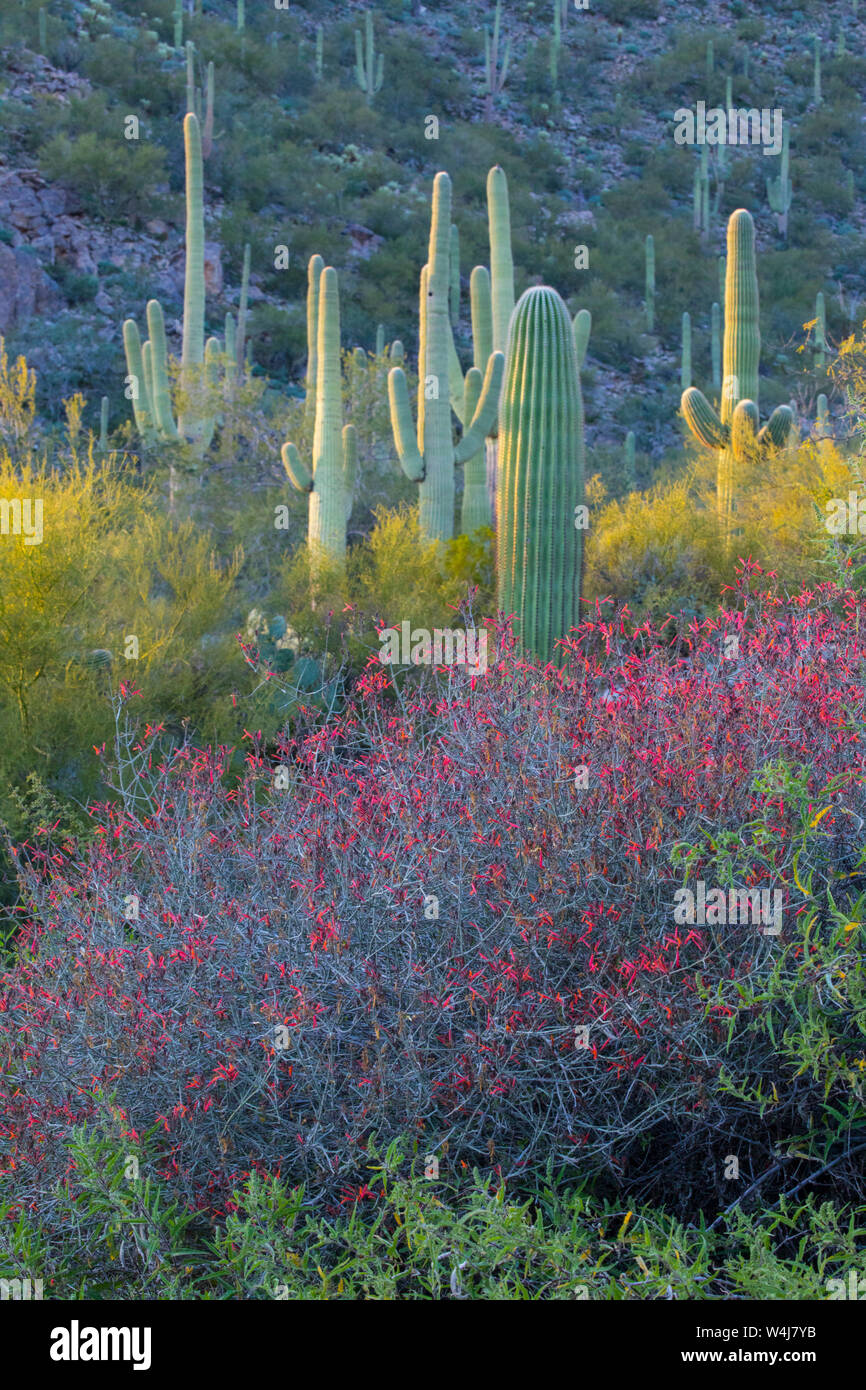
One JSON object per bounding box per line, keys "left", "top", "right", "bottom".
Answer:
{"left": 718, "top": 209, "right": 760, "bottom": 537}
{"left": 497, "top": 286, "right": 585, "bottom": 664}
{"left": 418, "top": 172, "right": 456, "bottom": 541}
{"left": 178, "top": 112, "right": 205, "bottom": 444}
{"left": 308, "top": 268, "right": 347, "bottom": 562}
{"left": 485, "top": 165, "right": 515, "bottom": 529}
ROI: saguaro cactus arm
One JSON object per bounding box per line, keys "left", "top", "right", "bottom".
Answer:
{"left": 573, "top": 308, "right": 591, "bottom": 369}
{"left": 388, "top": 367, "right": 425, "bottom": 481}
{"left": 681, "top": 387, "right": 728, "bottom": 449}
{"left": 454, "top": 351, "right": 505, "bottom": 463}
{"left": 282, "top": 442, "right": 313, "bottom": 492}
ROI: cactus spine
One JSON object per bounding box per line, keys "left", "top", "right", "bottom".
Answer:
{"left": 282, "top": 267, "right": 353, "bottom": 563}
{"left": 497, "top": 286, "right": 585, "bottom": 664}
{"left": 483, "top": 0, "right": 511, "bottom": 121}
{"left": 388, "top": 172, "right": 504, "bottom": 542}
{"left": 766, "top": 120, "right": 792, "bottom": 237}
{"left": 355, "top": 11, "right": 383, "bottom": 103}
{"left": 681, "top": 311, "right": 692, "bottom": 391}
{"left": 645, "top": 234, "right": 655, "bottom": 332}
{"left": 680, "top": 209, "right": 793, "bottom": 546}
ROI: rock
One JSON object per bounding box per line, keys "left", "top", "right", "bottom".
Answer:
{"left": 146, "top": 218, "right": 169, "bottom": 239}
{"left": 93, "top": 289, "right": 113, "bottom": 315}
{"left": 0, "top": 242, "right": 64, "bottom": 333}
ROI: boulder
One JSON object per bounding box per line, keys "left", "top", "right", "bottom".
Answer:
{"left": 0, "top": 242, "right": 64, "bottom": 333}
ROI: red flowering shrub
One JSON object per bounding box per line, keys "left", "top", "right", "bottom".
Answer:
{"left": 2, "top": 564, "right": 865, "bottom": 1222}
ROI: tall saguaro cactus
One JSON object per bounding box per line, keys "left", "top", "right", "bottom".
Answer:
{"left": 483, "top": 0, "right": 511, "bottom": 121}
{"left": 122, "top": 113, "right": 215, "bottom": 458}
{"left": 680, "top": 209, "right": 793, "bottom": 546}
{"left": 766, "top": 120, "right": 792, "bottom": 237}
{"left": 388, "top": 172, "right": 504, "bottom": 543}
{"left": 355, "top": 11, "right": 383, "bottom": 103}
{"left": 282, "top": 267, "right": 354, "bottom": 563}
{"left": 497, "top": 286, "right": 586, "bottom": 665}
{"left": 645, "top": 234, "right": 655, "bottom": 332}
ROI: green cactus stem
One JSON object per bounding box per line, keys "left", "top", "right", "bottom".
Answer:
{"left": 98, "top": 395, "right": 109, "bottom": 452}
{"left": 235, "top": 242, "right": 250, "bottom": 378}
{"left": 122, "top": 319, "right": 156, "bottom": 446}
{"left": 450, "top": 223, "right": 460, "bottom": 326}
{"left": 388, "top": 172, "right": 504, "bottom": 543}
{"left": 645, "top": 234, "right": 655, "bottom": 333}
{"left": 315, "top": 24, "right": 323, "bottom": 80}
{"left": 813, "top": 34, "right": 822, "bottom": 103}
{"left": 177, "top": 112, "right": 205, "bottom": 445}
{"left": 711, "top": 301, "right": 721, "bottom": 392}
{"left": 483, "top": 0, "right": 511, "bottom": 121}
{"left": 355, "top": 11, "right": 383, "bottom": 103}
{"left": 237, "top": 0, "right": 245, "bottom": 34}
{"left": 766, "top": 120, "right": 792, "bottom": 237}
{"left": 680, "top": 209, "right": 793, "bottom": 546}
{"left": 173, "top": 0, "right": 182, "bottom": 50}
{"left": 305, "top": 254, "right": 324, "bottom": 422}
{"left": 706, "top": 39, "right": 714, "bottom": 78}
{"left": 497, "top": 285, "right": 585, "bottom": 664}
{"left": 815, "top": 392, "right": 833, "bottom": 451}
{"left": 282, "top": 266, "right": 353, "bottom": 563}
{"left": 38, "top": 6, "right": 46, "bottom": 52}
{"left": 573, "top": 308, "right": 591, "bottom": 370}
{"left": 681, "top": 311, "right": 692, "bottom": 391}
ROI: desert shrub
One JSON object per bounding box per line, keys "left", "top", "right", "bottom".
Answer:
{"left": 2, "top": 574, "right": 865, "bottom": 1225}
{"left": 37, "top": 131, "right": 167, "bottom": 225}
{"left": 584, "top": 436, "right": 859, "bottom": 619}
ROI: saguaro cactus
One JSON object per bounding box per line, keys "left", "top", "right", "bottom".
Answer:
{"left": 388, "top": 172, "right": 504, "bottom": 542}
{"left": 645, "top": 234, "right": 655, "bottom": 332}
{"left": 766, "top": 120, "right": 792, "bottom": 237}
{"left": 573, "top": 308, "right": 591, "bottom": 369}
{"left": 355, "top": 11, "right": 383, "bottom": 103}
{"left": 305, "top": 254, "right": 324, "bottom": 422}
{"left": 483, "top": 0, "right": 511, "bottom": 121}
{"left": 282, "top": 267, "right": 354, "bottom": 563}
{"left": 711, "top": 301, "right": 721, "bottom": 392}
{"left": 681, "top": 311, "right": 692, "bottom": 390}
{"left": 497, "top": 286, "right": 586, "bottom": 665}
{"left": 122, "top": 113, "right": 214, "bottom": 456}
{"left": 813, "top": 34, "right": 822, "bottom": 104}
{"left": 680, "top": 209, "right": 793, "bottom": 545}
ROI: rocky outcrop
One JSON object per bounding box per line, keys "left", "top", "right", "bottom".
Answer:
{"left": 0, "top": 241, "right": 64, "bottom": 334}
